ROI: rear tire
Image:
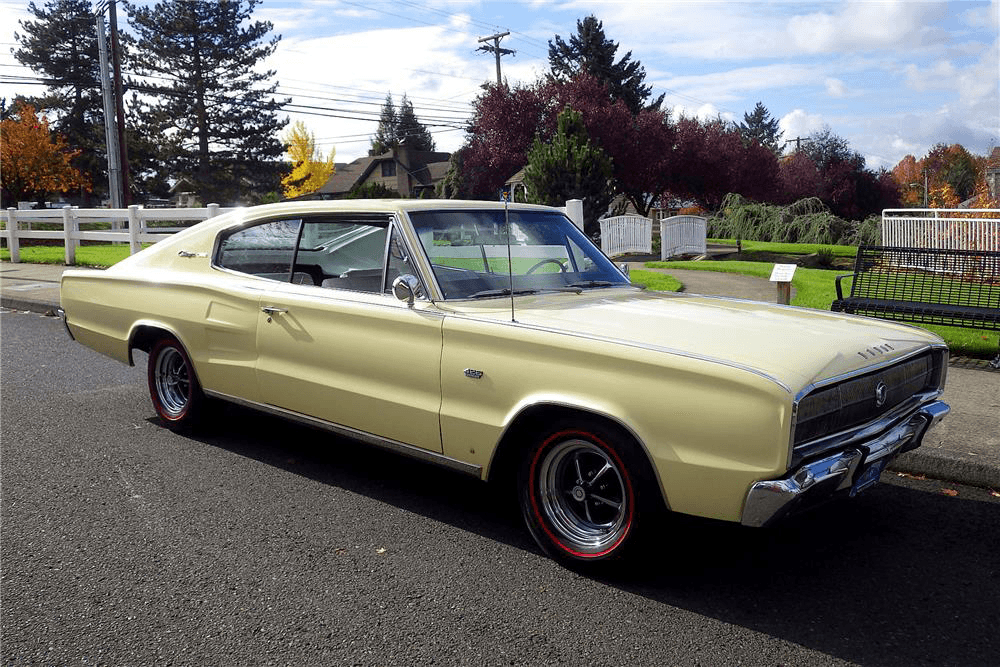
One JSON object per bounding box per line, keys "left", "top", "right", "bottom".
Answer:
{"left": 518, "top": 420, "right": 654, "bottom": 564}
{"left": 147, "top": 336, "right": 205, "bottom": 431}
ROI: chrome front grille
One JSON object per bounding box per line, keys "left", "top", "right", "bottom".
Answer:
{"left": 794, "top": 351, "right": 944, "bottom": 450}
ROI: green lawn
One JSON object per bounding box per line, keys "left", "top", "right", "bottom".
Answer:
{"left": 0, "top": 244, "right": 138, "bottom": 268}
{"left": 629, "top": 269, "right": 682, "bottom": 292}
{"left": 647, "top": 259, "right": 998, "bottom": 358}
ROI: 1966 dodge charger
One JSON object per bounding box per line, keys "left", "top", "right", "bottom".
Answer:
{"left": 60, "top": 200, "right": 950, "bottom": 563}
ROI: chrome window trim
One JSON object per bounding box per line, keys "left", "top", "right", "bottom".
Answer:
{"left": 203, "top": 389, "right": 481, "bottom": 478}
{"left": 209, "top": 212, "right": 399, "bottom": 288}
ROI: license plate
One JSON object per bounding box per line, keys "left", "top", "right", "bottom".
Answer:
{"left": 851, "top": 458, "right": 889, "bottom": 496}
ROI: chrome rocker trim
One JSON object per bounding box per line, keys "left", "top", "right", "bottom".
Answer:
{"left": 204, "top": 389, "right": 483, "bottom": 478}
{"left": 741, "top": 400, "right": 950, "bottom": 527}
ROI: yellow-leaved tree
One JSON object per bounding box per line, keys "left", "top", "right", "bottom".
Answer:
{"left": 281, "top": 121, "right": 335, "bottom": 198}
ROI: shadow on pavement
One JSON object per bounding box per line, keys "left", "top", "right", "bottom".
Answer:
{"left": 185, "top": 402, "right": 1000, "bottom": 667}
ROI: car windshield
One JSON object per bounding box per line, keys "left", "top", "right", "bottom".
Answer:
{"left": 408, "top": 209, "right": 630, "bottom": 300}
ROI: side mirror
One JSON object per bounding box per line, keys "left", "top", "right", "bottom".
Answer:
{"left": 618, "top": 263, "right": 631, "bottom": 279}
{"left": 392, "top": 274, "right": 421, "bottom": 306}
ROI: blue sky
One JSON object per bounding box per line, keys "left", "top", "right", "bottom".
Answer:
{"left": 2, "top": 0, "right": 997, "bottom": 169}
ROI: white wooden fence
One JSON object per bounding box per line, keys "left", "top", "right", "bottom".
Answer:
{"left": 600, "top": 215, "right": 652, "bottom": 257}
{"left": 660, "top": 215, "right": 707, "bottom": 260}
{"left": 3, "top": 204, "right": 235, "bottom": 264}
{"left": 881, "top": 209, "right": 1000, "bottom": 251}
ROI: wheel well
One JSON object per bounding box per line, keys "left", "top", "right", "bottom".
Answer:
{"left": 488, "top": 405, "right": 664, "bottom": 508}
{"left": 128, "top": 325, "right": 174, "bottom": 365}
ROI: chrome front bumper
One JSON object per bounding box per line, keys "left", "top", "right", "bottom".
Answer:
{"left": 741, "top": 400, "right": 950, "bottom": 527}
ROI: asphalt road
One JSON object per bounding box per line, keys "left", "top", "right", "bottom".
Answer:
{"left": 2, "top": 310, "right": 999, "bottom": 666}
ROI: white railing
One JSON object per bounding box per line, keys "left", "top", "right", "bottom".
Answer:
{"left": 3, "top": 204, "right": 236, "bottom": 264}
{"left": 881, "top": 209, "right": 1000, "bottom": 251}
{"left": 600, "top": 215, "right": 652, "bottom": 257}
{"left": 660, "top": 215, "right": 707, "bottom": 259}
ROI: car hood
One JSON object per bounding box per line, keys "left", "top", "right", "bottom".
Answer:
{"left": 441, "top": 288, "right": 943, "bottom": 393}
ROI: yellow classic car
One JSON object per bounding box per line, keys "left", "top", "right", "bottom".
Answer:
{"left": 60, "top": 200, "right": 950, "bottom": 564}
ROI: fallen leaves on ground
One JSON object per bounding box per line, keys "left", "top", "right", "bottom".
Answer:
{"left": 896, "top": 472, "right": 926, "bottom": 480}
{"left": 939, "top": 488, "right": 959, "bottom": 496}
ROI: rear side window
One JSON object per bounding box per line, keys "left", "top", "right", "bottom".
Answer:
{"left": 217, "top": 219, "right": 302, "bottom": 281}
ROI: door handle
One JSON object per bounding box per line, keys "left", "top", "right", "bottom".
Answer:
{"left": 261, "top": 306, "right": 288, "bottom": 318}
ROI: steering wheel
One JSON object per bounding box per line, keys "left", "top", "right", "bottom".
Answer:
{"left": 525, "top": 258, "right": 568, "bottom": 274}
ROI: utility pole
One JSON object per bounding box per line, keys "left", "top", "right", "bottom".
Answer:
{"left": 784, "top": 136, "right": 809, "bottom": 152}
{"left": 95, "top": 9, "right": 122, "bottom": 208}
{"left": 107, "top": 0, "right": 131, "bottom": 205}
{"left": 477, "top": 32, "right": 514, "bottom": 86}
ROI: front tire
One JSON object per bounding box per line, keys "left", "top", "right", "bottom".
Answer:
{"left": 518, "top": 421, "right": 650, "bottom": 564}
{"left": 147, "top": 336, "right": 205, "bottom": 431}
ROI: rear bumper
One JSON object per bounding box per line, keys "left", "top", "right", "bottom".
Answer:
{"left": 741, "top": 400, "right": 950, "bottom": 527}
{"left": 56, "top": 308, "right": 75, "bottom": 341}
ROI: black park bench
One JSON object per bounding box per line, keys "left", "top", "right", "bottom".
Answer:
{"left": 831, "top": 246, "right": 1000, "bottom": 368}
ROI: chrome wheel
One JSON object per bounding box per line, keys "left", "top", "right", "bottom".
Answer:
{"left": 534, "top": 438, "right": 631, "bottom": 556}
{"left": 153, "top": 345, "right": 190, "bottom": 417}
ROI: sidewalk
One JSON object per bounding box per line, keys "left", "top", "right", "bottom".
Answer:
{"left": 3, "top": 260, "right": 998, "bottom": 490}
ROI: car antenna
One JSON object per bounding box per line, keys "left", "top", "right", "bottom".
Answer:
{"left": 503, "top": 191, "right": 515, "bottom": 323}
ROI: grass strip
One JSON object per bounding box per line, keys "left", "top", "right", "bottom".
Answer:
{"left": 629, "top": 269, "right": 682, "bottom": 292}
{"left": 0, "top": 244, "right": 138, "bottom": 268}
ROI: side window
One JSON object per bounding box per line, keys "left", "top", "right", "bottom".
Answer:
{"left": 296, "top": 220, "right": 388, "bottom": 292}
{"left": 384, "top": 224, "right": 425, "bottom": 298}
{"left": 217, "top": 219, "right": 302, "bottom": 281}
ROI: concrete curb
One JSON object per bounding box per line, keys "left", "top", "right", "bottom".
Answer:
{"left": 891, "top": 451, "right": 1000, "bottom": 490}
{"left": 1, "top": 296, "right": 60, "bottom": 316}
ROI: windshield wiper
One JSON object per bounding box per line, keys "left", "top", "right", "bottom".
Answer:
{"left": 567, "top": 280, "right": 617, "bottom": 288}
{"left": 568, "top": 279, "right": 645, "bottom": 291}
{"left": 466, "top": 288, "right": 540, "bottom": 299}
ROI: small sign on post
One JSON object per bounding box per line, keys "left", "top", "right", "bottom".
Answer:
{"left": 769, "top": 263, "right": 796, "bottom": 305}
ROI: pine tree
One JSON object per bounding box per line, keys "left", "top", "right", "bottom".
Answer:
{"left": 371, "top": 93, "right": 435, "bottom": 154}
{"left": 371, "top": 94, "right": 398, "bottom": 154}
{"left": 548, "top": 15, "right": 663, "bottom": 114}
{"left": 523, "top": 106, "right": 613, "bottom": 235}
{"left": 396, "top": 95, "right": 435, "bottom": 152}
{"left": 14, "top": 0, "right": 106, "bottom": 201}
{"left": 738, "top": 102, "right": 783, "bottom": 154}
{"left": 125, "top": 0, "right": 288, "bottom": 204}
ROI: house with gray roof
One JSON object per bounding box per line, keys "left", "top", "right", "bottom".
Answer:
{"left": 316, "top": 143, "right": 451, "bottom": 199}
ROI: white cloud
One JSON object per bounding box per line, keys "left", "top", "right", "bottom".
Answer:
{"left": 669, "top": 103, "right": 734, "bottom": 123}
{"left": 825, "top": 78, "right": 848, "bottom": 98}
{"left": 779, "top": 109, "right": 826, "bottom": 142}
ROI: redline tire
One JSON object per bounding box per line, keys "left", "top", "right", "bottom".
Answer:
{"left": 518, "top": 422, "right": 647, "bottom": 563}
{"left": 147, "top": 336, "right": 205, "bottom": 431}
